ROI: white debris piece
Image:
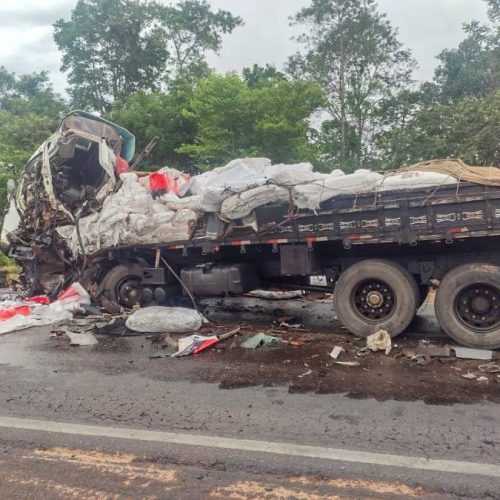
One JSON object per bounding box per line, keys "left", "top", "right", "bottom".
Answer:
{"left": 221, "top": 185, "right": 290, "bottom": 220}
{"left": 66, "top": 331, "right": 98, "bottom": 346}
{"left": 125, "top": 306, "right": 204, "bottom": 334}
{"left": 330, "top": 346, "right": 344, "bottom": 359}
{"left": 366, "top": 329, "right": 392, "bottom": 355}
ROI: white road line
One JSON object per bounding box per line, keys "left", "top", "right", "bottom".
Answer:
{"left": 0, "top": 415, "right": 498, "bottom": 478}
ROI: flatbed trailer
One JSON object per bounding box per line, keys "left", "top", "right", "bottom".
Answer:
{"left": 84, "top": 180, "right": 500, "bottom": 349}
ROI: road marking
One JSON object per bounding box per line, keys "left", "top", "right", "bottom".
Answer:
{"left": 0, "top": 415, "right": 498, "bottom": 478}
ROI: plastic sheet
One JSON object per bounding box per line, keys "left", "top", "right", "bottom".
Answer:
{"left": 0, "top": 282, "right": 89, "bottom": 335}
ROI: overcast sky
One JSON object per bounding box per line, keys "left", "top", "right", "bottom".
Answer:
{"left": 0, "top": 0, "right": 490, "bottom": 94}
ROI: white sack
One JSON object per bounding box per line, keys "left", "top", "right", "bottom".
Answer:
{"left": 160, "top": 193, "right": 201, "bottom": 211}
{"left": 126, "top": 306, "right": 203, "bottom": 333}
{"left": 190, "top": 158, "right": 271, "bottom": 202}
{"left": 221, "top": 185, "right": 290, "bottom": 220}
{"left": 374, "top": 171, "right": 457, "bottom": 192}
{"left": 292, "top": 170, "right": 383, "bottom": 210}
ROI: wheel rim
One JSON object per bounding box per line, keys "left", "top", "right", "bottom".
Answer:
{"left": 115, "top": 276, "right": 142, "bottom": 308}
{"left": 351, "top": 279, "right": 396, "bottom": 321}
{"left": 454, "top": 284, "right": 500, "bottom": 333}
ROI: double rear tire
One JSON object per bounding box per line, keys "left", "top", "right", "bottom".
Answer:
{"left": 333, "top": 259, "right": 419, "bottom": 338}
{"left": 435, "top": 263, "right": 500, "bottom": 349}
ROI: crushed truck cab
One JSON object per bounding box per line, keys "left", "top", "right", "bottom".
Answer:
{"left": 3, "top": 111, "right": 135, "bottom": 293}
{"left": 4, "top": 114, "right": 500, "bottom": 350}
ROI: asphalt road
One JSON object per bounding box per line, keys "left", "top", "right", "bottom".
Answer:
{"left": 0, "top": 299, "right": 498, "bottom": 498}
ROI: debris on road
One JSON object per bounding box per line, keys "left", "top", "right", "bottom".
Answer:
{"left": 298, "top": 368, "right": 313, "bottom": 378}
{"left": 0, "top": 282, "right": 90, "bottom": 335}
{"left": 172, "top": 334, "right": 219, "bottom": 357}
{"left": 366, "top": 329, "right": 392, "bottom": 355}
{"left": 335, "top": 361, "right": 360, "bottom": 367}
{"left": 452, "top": 347, "right": 494, "bottom": 360}
{"left": 330, "top": 346, "right": 344, "bottom": 359}
{"left": 246, "top": 290, "right": 305, "bottom": 300}
{"left": 65, "top": 331, "right": 98, "bottom": 346}
{"left": 478, "top": 362, "right": 500, "bottom": 373}
{"left": 125, "top": 306, "right": 205, "bottom": 334}
{"left": 416, "top": 342, "right": 451, "bottom": 358}
{"left": 241, "top": 332, "right": 283, "bottom": 349}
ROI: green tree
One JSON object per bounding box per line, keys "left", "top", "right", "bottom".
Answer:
{"left": 54, "top": 0, "right": 167, "bottom": 113}
{"left": 242, "top": 64, "right": 286, "bottom": 88}
{"left": 153, "top": 0, "right": 243, "bottom": 81}
{"left": 434, "top": 21, "right": 499, "bottom": 101}
{"left": 54, "top": 0, "right": 243, "bottom": 113}
{"left": 0, "top": 68, "right": 66, "bottom": 166}
{"left": 379, "top": 0, "right": 500, "bottom": 168}
{"left": 110, "top": 78, "right": 197, "bottom": 170}
{"left": 177, "top": 73, "right": 323, "bottom": 169}
{"left": 0, "top": 68, "right": 67, "bottom": 214}
{"left": 288, "top": 0, "right": 416, "bottom": 171}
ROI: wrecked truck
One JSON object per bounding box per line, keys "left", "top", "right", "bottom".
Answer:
{"left": 3, "top": 111, "right": 500, "bottom": 350}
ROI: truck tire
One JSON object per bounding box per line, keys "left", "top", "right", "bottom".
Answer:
{"left": 98, "top": 263, "right": 144, "bottom": 314}
{"left": 435, "top": 263, "right": 500, "bottom": 349}
{"left": 333, "top": 259, "right": 419, "bottom": 338}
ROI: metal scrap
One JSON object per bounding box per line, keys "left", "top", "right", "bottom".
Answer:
{"left": 452, "top": 347, "right": 494, "bottom": 360}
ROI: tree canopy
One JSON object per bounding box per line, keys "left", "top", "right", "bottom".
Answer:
{"left": 53, "top": 0, "right": 243, "bottom": 113}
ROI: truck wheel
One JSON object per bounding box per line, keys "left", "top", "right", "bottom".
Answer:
{"left": 334, "top": 259, "right": 418, "bottom": 338}
{"left": 98, "top": 263, "right": 144, "bottom": 314}
{"left": 435, "top": 263, "right": 500, "bottom": 349}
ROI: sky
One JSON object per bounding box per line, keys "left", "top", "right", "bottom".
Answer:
{"left": 0, "top": 0, "right": 490, "bottom": 95}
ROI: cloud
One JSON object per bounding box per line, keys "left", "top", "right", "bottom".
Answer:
{"left": 0, "top": 0, "right": 74, "bottom": 28}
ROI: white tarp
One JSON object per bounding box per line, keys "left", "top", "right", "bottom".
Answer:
{"left": 373, "top": 170, "right": 457, "bottom": 191}
{"left": 292, "top": 169, "right": 382, "bottom": 210}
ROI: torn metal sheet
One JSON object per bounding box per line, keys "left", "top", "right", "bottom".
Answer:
{"left": 452, "top": 347, "right": 494, "bottom": 360}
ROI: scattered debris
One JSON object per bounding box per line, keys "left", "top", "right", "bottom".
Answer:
{"left": 0, "top": 282, "right": 89, "bottom": 335}
{"left": 335, "top": 361, "right": 360, "bottom": 367}
{"left": 125, "top": 306, "right": 205, "bottom": 334}
{"left": 241, "top": 333, "right": 283, "bottom": 349}
{"left": 452, "top": 347, "right": 494, "bottom": 361}
{"left": 462, "top": 372, "right": 478, "bottom": 380}
{"left": 172, "top": 334, "right": 219, "bottom": 357}
{"left": 95, "top": 317, "right": 128, "bottom": 336}
{"left": 478, "top": 362, "right": 500, "bottom": 373}
{"left": 330, "top": 346, "right": 344, "bottom": 359}
{"left": 477, "top": 376, "right": 489, "bottom": 383}
{"left": 416, "top": 342, "right": 451, "bottom": 358}
{"left": 366, "top": 329, "right": 392, "bottom": 355}
{"left": 246, "top": 290, "right": 304, "bottom": 300}
{"left": 279, "top": 322, "right": 304, "bottom": 330}
{"left": 65, "top": 331, "right": 98, "bottom": 346}
{"left": 298, "top": 369, "right": 313, "bottom": 378}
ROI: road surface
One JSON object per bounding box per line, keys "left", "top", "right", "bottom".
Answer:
{"left": 0, "top": 298, "right": 498, "bottom": 498}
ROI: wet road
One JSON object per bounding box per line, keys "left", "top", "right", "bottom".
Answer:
{"left": 0, "top": 299, "right": 498, "bottom": 498}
